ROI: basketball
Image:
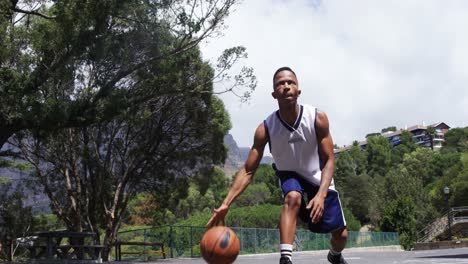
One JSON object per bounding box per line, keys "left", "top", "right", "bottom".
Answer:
{"left": 200, "top": 226, "right": 240, "bottom": 264}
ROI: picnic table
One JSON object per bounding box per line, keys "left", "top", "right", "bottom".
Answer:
{"left": 26, "top": 230, "right": 103, "bottom": 263}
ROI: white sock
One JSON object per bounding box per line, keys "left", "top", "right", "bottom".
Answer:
{"left": 280, "top": 244, "right": 293, "bottom": 260}
{"left": 329, "top": 248, "right": 341, "bottom": 256}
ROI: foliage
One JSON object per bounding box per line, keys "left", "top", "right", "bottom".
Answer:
{"left": 381, "top": 126, "right": 397, "bottom": 133}
{"left": 340, "top": 174, "right": 373, "bottom": 223}
{"left": 234, "top": 183, "right": 271, "bottom": 207}
{"left": 252, "top": 164, "right": 282, "bottom": 205}
{"left": 442, "top": 127, "right": 468, "bottom": 153}
{"left": 0, "top": 184, "right": 34, "bottom": 261}
{"left": 33, "top": 214, "right": 65, "bottom": 231}
{"left": 125, "top": 193, "right": 160, "bottom": 226}
{"left": 380, "top": 196, "right": 416, "bottom": 250}
{"left": 13, "top": 64, "right": 232, "bottom": 260}
{"left": 1, "top": 0, "right": 256, "bottom": 150}
{"left": 5, "top": 1, "right": 250, "bottom": 259}
{"left": 342, "top": 207, "right": 361, "bottom": 231}
{"left": 227, "top": 204, "right": 282, "bottom": 228}
{"left": 390, "top": 130, "right": 417, "bottom": 164}
{"left": 366, "top": 136, "right": 392, "bottom": 177}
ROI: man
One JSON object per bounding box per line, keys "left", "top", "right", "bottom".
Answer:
{"left": 206, "top": 67, "right": 348, "bottom": 264}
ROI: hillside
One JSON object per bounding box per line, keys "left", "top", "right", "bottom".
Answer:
{"left": 222, "top": 134, "right": 273, "bottom": 177}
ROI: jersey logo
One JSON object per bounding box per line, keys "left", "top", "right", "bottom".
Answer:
{"left": 288, "top": 129, "right": 306, "bottom": 143}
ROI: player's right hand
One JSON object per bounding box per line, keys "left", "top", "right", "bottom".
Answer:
{"left": 206, "top": 204, "right": 229, "bottom": 227}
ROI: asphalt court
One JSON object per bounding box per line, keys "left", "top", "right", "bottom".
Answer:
{"left": 132, "top": 247, "right": 468, "bottom": 264}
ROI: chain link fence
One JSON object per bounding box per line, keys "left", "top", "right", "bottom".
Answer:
{"left": 116, "top": 226, "right": 399, "bottom": 261}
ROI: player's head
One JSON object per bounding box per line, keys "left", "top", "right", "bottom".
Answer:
{"left": 273, "top": 66, "right": 297, "bottom": 85}
{"left": 272, "top": 66, "right": 300, "bottom": 104}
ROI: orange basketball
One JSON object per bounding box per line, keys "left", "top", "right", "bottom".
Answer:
{"left": 200, "top": 226, "right": 240, "bottom": 264}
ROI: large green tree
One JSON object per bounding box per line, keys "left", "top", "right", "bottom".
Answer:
{"left": 366, "top": 135, "right": 392, "bottom": 177}
{"left": 390, "top": 130, "right": 417, "bottom": 165}
{"left": 12, "top": 46, "right": 236, "bottom": 259}
{"left": 0, "top": 0, "right": 255, "bottom": 150}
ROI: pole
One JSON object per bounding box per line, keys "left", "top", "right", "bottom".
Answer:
{"left": 169, "top": 225, "right": 174, "bottom": 258}
{"left": 445, "top": 194, "right": 452, "bottom": 240}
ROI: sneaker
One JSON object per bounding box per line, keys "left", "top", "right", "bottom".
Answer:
{"left": 327, "top": 251, "right": 348, "bottom": 264}
{"left": 279, "top": 256, "right": 293, "bottom": 264}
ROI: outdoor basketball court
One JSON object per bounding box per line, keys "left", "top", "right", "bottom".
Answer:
{"left": 116, "top": 247, "right": 468, "bottom": 264}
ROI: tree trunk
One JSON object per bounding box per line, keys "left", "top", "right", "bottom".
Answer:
{"left": 0, "top": 129, "right": 14, "bottom": 151}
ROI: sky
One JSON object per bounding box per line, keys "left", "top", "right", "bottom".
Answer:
{"left": 201, "top": 0, "right": 468, "bottom": 149}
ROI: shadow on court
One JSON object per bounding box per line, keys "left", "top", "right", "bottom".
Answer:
{"left": 109, "top": 247, "right": 468, "bottom": 263}
{"left": 417, "top": 253, "right": 468, "bottom": 259}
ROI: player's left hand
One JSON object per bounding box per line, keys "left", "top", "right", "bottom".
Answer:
{"left": 306, "top": 195, "right": 325, "bottom": 224}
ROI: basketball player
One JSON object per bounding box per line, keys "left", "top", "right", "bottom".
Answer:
{"left": 206, "top": 67, "right": 348, "bottom": 264}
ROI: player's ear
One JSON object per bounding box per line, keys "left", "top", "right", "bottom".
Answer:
{"left": 271, "top": 91, "right": 276, "bottom": 99}
{"left": 298, "top": 89, "right": 301, "bottom": 96}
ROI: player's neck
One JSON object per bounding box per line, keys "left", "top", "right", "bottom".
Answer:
{"left": 278, "top": 103, "right": 300, "bottom": 126}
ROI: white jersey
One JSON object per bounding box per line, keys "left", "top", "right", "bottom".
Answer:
{"left": 264, "top": 104, "right": 335, "bottom": 189}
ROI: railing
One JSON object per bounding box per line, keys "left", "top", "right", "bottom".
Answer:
{"left": 417, "top": 212, "right": 449, "bottom": 243}
{"left": 115, "top": 226, "right": 399, "bottom": 261}
{"left": 417, "top": 207, "right": 468, "bottom": 242}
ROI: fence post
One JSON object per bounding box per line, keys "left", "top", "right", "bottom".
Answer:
{"left": 190, "top": 226, "right": 193, "bottom": 258}
{"left": 254, "top": 228, "right": 257, "bottom": 253}
{"left": 240, "top": 227, "right": 243, "bottom": 254}
{"left": 143, "top": 228, "right": 147, "bottom": 261}
{"left": 170, "top": 225, "right": 174, "bottom": 258}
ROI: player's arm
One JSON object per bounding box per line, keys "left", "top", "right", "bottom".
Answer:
{"left": 307, "top": 110, "right": 335, "bottom": 223}
{"left": 206, "top": 123, "right": 268, "bottom": 227}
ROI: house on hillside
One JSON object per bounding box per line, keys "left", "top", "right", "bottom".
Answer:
{"left": 335, "top": 122, "right": 450, "bottom": 155}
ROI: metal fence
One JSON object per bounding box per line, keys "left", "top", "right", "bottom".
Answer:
{"left": 116, "top": 226, "right": 399, "bottom": 261}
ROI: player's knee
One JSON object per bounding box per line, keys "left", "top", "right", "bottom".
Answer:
{"left": 284, "top": 191, "right": 302, "bottom": 208}
{"left": 332, "top": 227, "right": 348, "bottom": 241}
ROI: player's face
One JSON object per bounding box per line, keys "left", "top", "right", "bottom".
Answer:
{"left": 272, "top": 71, "right": 301, "bottom": 105}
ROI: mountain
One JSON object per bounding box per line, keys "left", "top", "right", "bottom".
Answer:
{"left": 222, "top": 134, "right": 273, "bottom": 177}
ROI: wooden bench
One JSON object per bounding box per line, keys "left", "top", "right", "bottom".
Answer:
{"left": 114, "top": 241, "right": 166, "bottom": 261}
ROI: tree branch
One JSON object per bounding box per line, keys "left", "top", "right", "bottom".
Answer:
{"left": 11, "top": 7, "right": 55, "bottom": 20}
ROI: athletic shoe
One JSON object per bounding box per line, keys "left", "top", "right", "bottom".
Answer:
{"left": 279, "top": 256, "right": 293, "bottom": 264}
{"left": 327, "top": 251, "right": 348, "bottom": 264}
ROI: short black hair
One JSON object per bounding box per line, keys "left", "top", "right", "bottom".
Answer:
{"left": 273, "top": 66, "right": 297, "bottom": 84}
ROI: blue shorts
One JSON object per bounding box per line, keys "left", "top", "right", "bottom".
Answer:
{"left": 276, "top": 170, "right": 346, "bottom": 233}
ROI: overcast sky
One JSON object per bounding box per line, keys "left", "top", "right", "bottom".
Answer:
{"left": 200, "top": 0, "right": 468, "bottom": 149}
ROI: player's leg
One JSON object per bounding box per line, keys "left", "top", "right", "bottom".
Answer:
{"left": 277, "top": 174, "right": 304, "bottom": 264}
{"left": 331, "top": 226, "right": 348, "bottom": 253}
{"left": 279, "top": 191, "right": 301, "bottom": 264}
{"left": 304, "top": 186, "right": 348, "bottom": 264}
{"left": 328, "top": 226, "right": 348, "bottom": 263}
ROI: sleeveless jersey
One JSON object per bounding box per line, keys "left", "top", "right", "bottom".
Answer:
{"left": 264, "top": 104, "right": 335, "bottom": 189}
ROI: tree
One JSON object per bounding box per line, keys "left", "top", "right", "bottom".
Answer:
{"left": 194, "top": 167, "right": 229, "bottom": 206}
{"left": 335, "top": 151, "right": 355, "bottom": 180}
{"left": 252, "top": 164, "right": 282, "bottom": 205}
{"left": 381, "top": 126, "right": 397, "bottom": 133}
{"left": 341, "top": 174, "right": 373, "bottom": 223}
{"left": 391, "top": 130, "right": 416, "bottom": 165}
{"left": 235, "top": 183, "right": 271, "bottom": 207}
{"left": 1, "top": 0, "right": 256, "bottom": 150}
{"left": 426, "top": 126, "right": 436, "bottom": 150}
{"left": 12, "top": 46, "right": 234, "bottom": 260}
{"left": 442, "top": 127, "right": 468, "bottom": 153}
{"left": 0, "top": 183, "right": 34, "bottom": 262}
{"left": 401, "top": 148, "right": 434, "bottom": 186}
{"left": 366, "top": 136, "right": 392, "bottom": 177}
{"left": 124, "top": 193, "right": 160, "bottom": 226}
{"left": 380, "top": 196, "right": 416, "bottom": 250}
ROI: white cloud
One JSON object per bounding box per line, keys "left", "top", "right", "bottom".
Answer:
{"left": 201, "top": 0, "right": 468, "bottom": 148}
